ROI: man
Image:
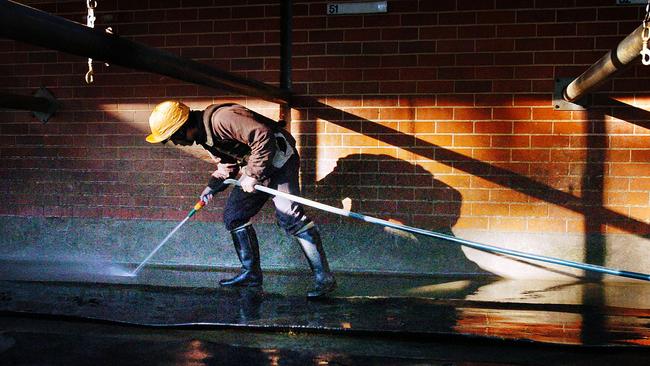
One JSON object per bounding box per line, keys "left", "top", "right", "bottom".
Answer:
{"left": 146, "top": 100, "right": 337, "bottom": 298}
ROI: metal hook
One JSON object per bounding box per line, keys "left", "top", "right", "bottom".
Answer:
{"left": 85, "top": 69, "right": 94, "bottom": 84}
{"left": 642, "top": 48, "right": 650, "bottom": 66}
{"left": 85, "top": 1, "right": 99, "bottom": 82}
{"left": 85, "top": 60, "right": 94, "bottom": 84}
{"left": 642, "top": 27, "right": 650, "bottom": 65}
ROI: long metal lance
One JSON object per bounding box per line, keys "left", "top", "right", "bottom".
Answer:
{"left": 130, "top": 201, "right": 206, "bottom": 276}
{"left": 223, "top": 179, "right": 650, "bottom": 282}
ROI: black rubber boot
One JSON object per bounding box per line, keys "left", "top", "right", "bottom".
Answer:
{"left": 219, "top": 225, "right": 263, "bottom": 287}
{"left": 294, "top": 226, "right": 337, "bottom": 298}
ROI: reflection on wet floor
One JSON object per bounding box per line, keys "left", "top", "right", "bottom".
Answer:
{"left": 1, "top": 260, "right": 650, "bottom": 366}
{"left": 1, "top": 324, "right": 455, "bottom": 366}
{"left": 461, "top": 279, "right": 650, "bottom": 346}
{"left": 1, "top": 261, "right": 650, "bottom": 349}
{"left": 2, "top": 313, "right": 650, "bottom": 366}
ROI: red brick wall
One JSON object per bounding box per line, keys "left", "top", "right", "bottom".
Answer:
{"left": 1, "top": 0, "right": 650, "bottom": 237}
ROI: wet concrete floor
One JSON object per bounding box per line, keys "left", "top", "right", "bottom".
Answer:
{"left": 1, "top": 261, "right": 650, "bottom": 364}
{"left": 3, "top": 314, "right": 650, "bottom": 366}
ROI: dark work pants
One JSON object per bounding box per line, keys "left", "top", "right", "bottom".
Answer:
{"left": 223, "top": 153, "right": 310, "bottom": 235}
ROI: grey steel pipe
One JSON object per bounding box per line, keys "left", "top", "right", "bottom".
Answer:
{"left": 563, "top": 24, "right": 644, "bottom": 103}
{"left": 0, "top": 1, "right": 289, "bottom": 104}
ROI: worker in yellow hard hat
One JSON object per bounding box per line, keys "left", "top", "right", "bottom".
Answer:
{"left": 146, "top": 100, "right": 195, "bottom": 145}
{"left": 146, "top": 100, "right": 337, "bottom": 298}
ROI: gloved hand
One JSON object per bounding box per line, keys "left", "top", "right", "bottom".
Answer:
{"left": 200, "top": 176, "right": 228, "bottom": 203}
{"left": 200, "top": 186, "right": 215, "bottom": 204}
{"left": 239, "top": 174, "right": 258, "bottom": 193}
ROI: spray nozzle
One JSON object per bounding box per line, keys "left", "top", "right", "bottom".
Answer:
{"left": 194, "top": 200, "right": 206, "bottom": 211}
{"left": 188, "top": 200, "right": 206, "bottom": 218}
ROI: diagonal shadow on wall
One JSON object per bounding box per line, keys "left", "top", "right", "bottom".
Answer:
{"left": 595, "top": 95, "right": 650, "bottom": 131}
{"left": 292, "top": 96, "right": 650, "bottom": 238}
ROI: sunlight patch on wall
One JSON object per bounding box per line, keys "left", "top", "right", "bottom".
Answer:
{"left": 612, "top": 95, "right": 639, "bottom": 105}
{"left": 630, "top": 97, "right": 650, "bottom": 116}
{"left": 101, "top": 100, "right": 284, "bottom": 165}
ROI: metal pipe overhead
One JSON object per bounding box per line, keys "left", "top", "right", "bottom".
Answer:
{"left": 563, "top": 24, "right": 645, "bottom": 103}
{"left": 0, "top": 92, "right": 53, "bottom": 113}
{"left": 280, "top": 0, "right": 292, "bottom": 92}
{"left": 278, "top": 0, "right": 292, "bottom": 121}
{"left": 0, "top": 87, "right": 59, "bottom": 122}
{"left": 0, "top": 1, "right": 289, "bottom": 104}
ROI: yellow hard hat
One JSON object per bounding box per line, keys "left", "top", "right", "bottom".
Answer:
{"left": 146, "top": 100, "right": 190, "bottom": 143}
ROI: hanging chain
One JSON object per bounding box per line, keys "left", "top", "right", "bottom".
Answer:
{"left": 641, "top": 0, "right": 650, "bottom": 65}
{"left": 85, "top": 0, "right": 97, "bottom": 83}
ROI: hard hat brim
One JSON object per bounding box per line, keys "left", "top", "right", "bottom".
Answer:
{"left": 146, "top": 133, "right": 165, "bottom": 143}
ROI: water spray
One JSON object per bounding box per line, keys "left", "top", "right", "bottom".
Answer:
{"left": 127, "top": 200, "right": 206, "bottom": 277}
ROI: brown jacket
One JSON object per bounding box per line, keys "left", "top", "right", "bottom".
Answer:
{"left": 200, "top": 104, "right": 294, "bottom": 182}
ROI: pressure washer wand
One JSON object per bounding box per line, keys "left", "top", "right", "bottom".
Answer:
{"left": 222, "top": 179, "right": 650, "bottom": 282}
{"left": 130, "top": 200, "right": 206, "bottom": 276}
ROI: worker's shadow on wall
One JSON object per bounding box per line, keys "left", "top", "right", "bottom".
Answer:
{"left": 311, "top": 153, "right": 484, "bottom": 277}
